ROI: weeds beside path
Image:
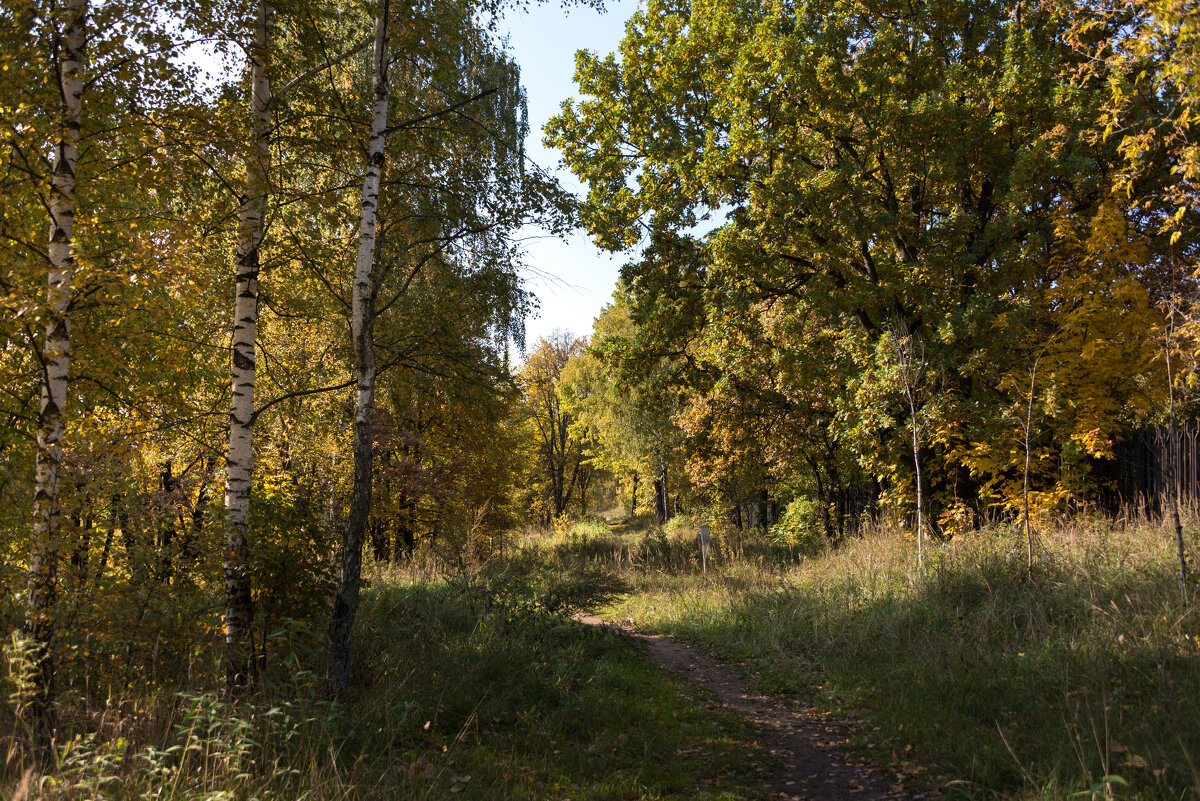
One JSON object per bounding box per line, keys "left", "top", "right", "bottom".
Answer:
{"left": 577, "top": 613, "right": 926, "bottom": 801}
{"left": 566, "top": 514, "right": 1200, "bottom": 800}
{"left": 8, "top": 514, "right": 1197, "bottom": 800}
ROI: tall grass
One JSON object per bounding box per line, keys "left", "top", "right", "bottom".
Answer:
{"left": 575, "top": 512, "right": 1200, "bottom": 799}
{"left": 8, "top": 509, "right": 1197, "bottom": 799}
{"left": 3, "top": 545, "right": 770, "bottom": 800}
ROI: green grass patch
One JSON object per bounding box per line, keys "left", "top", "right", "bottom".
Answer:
{"left": 564, "top": 514, "right": 1200, "bottom": 800}
{"left": 345, "top": 572, "right": 772, "bottom": 800}
{"left": 5, "top": 561, "right": 771, "bottom": 800}
{"left": 13, "top": 512, "right": 1199, "bottom": 800}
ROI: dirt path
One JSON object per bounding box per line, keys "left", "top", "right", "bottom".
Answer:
{"left": 576, "top": 614, "right": 927, "bottom": 801}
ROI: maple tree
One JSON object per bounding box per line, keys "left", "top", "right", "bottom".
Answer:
{"left": 1066, "top": 0, "right": 1199, "bottom": 597}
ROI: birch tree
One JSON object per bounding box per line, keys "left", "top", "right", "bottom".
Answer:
{"left": 327, "top": 0, "right": 390, "bottom": 699}
{"left": 220, "top": 0, "right": 377, "bottom": 694}
{"left": 886, "top": 321, "right": 928, "bottom": 569}
{"left": 223, "top": 0, "right": 273, "bottom": 694}
{"left": 319, "top": 0, "right": 571, "bottom": 696}
{"left": 23, "top": 0, "right": 87, "bottom": 739}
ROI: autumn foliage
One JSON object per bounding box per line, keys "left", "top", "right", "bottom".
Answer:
{"left": 0, "top": 0, "right": 1197, "bottom": 793}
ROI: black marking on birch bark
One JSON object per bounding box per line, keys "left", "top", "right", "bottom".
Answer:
{"left": 233, "top": 349, "right": 255, "bottom": 370}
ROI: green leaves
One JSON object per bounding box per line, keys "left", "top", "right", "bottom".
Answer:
{"left": 550, "top": 0, "right": 1187, "bottom": 525}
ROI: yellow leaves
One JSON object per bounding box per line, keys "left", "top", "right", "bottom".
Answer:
{"left": 1077, "top": 427, "right": 1114, "bottom": 459}
{"left": 1085, "top": 199, "right": 1149, "bottom": 265}
{"left": 937, "top": 502, "right": 975, "bottom": 538}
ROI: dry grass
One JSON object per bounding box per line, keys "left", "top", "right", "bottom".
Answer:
{"left": 556, "top": 510, "right": 1200, "bottom": 800}
{"left": 6, "top": 509, "right": 1198, "bottom": 800}
{"left": 3, "top": 541, "right": 770, "bottom": 800}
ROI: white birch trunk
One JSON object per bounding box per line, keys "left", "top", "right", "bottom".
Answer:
{"left": 889, "top": 323, "right": 926, "bottom": 570}
{"left": 909, "top": 397, "right": 924, "bottom": 570}
{"left": 25, "top": 0, "right": 87, "bottom": 735}
{"left": 327, "top": 0, "right": 389, "bottom": 699}
{"left": 223, "top": 0, "right": 273, "bottom": 692}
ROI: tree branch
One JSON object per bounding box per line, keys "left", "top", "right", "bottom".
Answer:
{"left": 274, "top": 38, "right": 372, "bottom": 102}
{"left": 252, "top": 379, "right": 356, "bottom": 423}
{"left": 382, "top": 87, "right": 497, "bottom": 135}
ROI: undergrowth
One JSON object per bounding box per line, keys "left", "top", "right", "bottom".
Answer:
{"left": 3, "top": 551, "right": 770, "bottom": 800}
{"left": 8, "top": 508, "right": 1198, "bottom": 800}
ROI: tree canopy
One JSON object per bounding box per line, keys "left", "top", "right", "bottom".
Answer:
{"left": 1, "top": 0, "right": 1196, "bottom": 768}
{"left": 546, "top": 0, "right": 1195, "bottom": 534}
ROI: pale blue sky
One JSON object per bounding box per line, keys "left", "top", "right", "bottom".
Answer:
{"left": 499, "top": 0, "right": 640, "bottom": 349}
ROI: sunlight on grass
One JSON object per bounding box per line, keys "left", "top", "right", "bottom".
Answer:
{"left": 4, "top": 553, "right": 771, "bottom": 800}
{"left": 550, "top": 512, "right": 1200, "bottom": 801}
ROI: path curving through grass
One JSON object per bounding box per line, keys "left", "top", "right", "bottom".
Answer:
{"left": 576, "top": 613, "right": 927, "bottom": 801}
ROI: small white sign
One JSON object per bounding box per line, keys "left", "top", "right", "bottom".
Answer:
{"left": 699, "top": 524, "right": 710, "bottom": 545}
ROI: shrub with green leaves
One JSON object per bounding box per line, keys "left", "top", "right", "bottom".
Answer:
{"left": 770, "top": 498, "right": 826, "bottom": 552}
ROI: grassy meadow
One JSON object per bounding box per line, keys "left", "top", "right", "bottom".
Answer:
{"left": 5, "top": 510, "right": 1199, "bottom": 800}
{"left": 559, "top": 511, "right": 1200, "bottom": 800}
{"left": 3, "top": 543, "right": 771, "bottom": 800}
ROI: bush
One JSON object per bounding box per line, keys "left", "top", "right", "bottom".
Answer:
{"left": 569, "top": 517, "right": 610, "bottom": 540}
{"left": 662, "top": 514, "right": 695, "bottom": 538}
{"left": 770, "top": 497, "right": 826, "bottom": 553}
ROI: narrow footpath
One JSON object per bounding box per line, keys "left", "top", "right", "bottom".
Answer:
{"left": 576, "top": 614, "right": 930, "bottom": 801}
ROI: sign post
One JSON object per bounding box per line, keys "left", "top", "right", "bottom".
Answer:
{"left": 699, "top": 524, "right": 710, "bottom": 574}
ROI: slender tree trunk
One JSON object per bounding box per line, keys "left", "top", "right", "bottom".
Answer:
{"left": 551, "top": 412, "right": 567, "bottom": 517}
{"left": 157, "top": 461, "right": 176, "bottom": 583}
{"left": 328, "top": 1, "right": 389, "bottom": 700}
{"left": 398, "top": 498, "right": 415, "bottom": 556}
{"left": 629, "top": 472, "right": 638, "bottom": 518}
{"left": 98, "top": 495, "right": 116, "bottom": 575}
{"left": 1022, "top": 362, "right": 1038, "bottom": 577}
{"left": 223, "top": 0, "right": 273, "bottom": 694}
{"left": 909, "top": 396, "right": 925, "bottom": 570}
{"left": 890, "top": 323, "right": 926, "bottom": 569}
{"left": 662, "top": 464, "right": 669, "bottom": 522}
{"left": 185, "top": 456, "right": 214, "bottom": 565}
{"left": 810, "top": 457, "right": 835, "bottom": 540}
{"left": 1165, "top": 325, "right": 1188, "bottom": 603}
{"left": 69, "top": 486, "right": 90, "bottom": 585}
{"left": 654, "top": 462, "right": 669, "bottom": 525}
{"left": 562, "top": 456, "right": 580, "bottom": 514}
{"left": 370, "top": 519, "right": 390, "bottom": 563}
{"left": 24, "top": 0, "right": 87, "bottom": 741}
{"left": 120, "top": 504, "right": 134, "bottom": 561}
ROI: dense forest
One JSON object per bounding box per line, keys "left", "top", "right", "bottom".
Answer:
{"left": 2, "top": 0, "right": 1198, "bottom": 797}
